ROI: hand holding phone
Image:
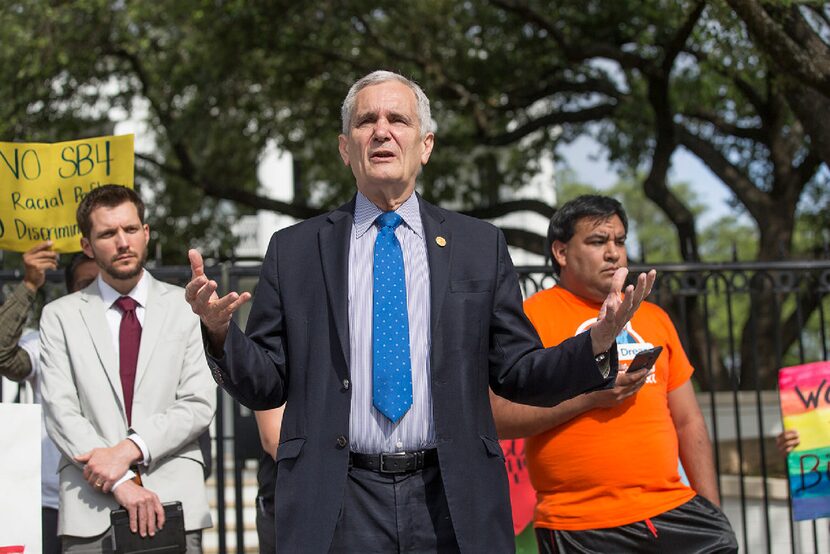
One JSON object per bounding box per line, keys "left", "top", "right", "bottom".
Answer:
{"left": 589, "top": 348, "right": 660, "bottom": 408}
{"left": 626, "top": 346, "right": 663, "bottom": 373}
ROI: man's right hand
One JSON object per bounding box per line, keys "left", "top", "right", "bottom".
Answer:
{"left": 587, "top": 367, "right": 650, "bottom": 409}
{"left": 185, "top": 249, "right": 251, "bottom": 351}
{"left": 112, "top": 480, "right": 165, "bottom": 537}
{"left": 22, "top": 241, "right": 58, "bottom": 292}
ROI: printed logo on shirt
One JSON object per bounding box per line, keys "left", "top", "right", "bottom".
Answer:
{"left": 575, "top": 319, "right": 657, "bottom": 383}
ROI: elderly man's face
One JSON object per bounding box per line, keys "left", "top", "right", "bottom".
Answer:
{"left": 338, "top": 81, "right": 434, "bottom": 199}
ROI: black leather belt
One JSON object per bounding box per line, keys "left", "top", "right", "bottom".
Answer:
{"left": 349, "top": 449, "right": 438, "bottom": 474}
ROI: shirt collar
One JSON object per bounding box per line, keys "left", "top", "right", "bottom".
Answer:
{"left": 97, "top": 270, "right": 149, "bottom": 310}
{"left": 353, "top": 191, "right": 423, "bottom": 239}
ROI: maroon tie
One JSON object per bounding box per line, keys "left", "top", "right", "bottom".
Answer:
{"left": 115, "top": 296, "right": 141, "bottom": 425}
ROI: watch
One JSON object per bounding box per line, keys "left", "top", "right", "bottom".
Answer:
{"left": 594, "top": 349, "right": 611, "bottom": 378}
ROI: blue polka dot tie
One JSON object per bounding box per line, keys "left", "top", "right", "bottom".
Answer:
{"left": 372, "top": 211, "right": 413, "bottom": 423}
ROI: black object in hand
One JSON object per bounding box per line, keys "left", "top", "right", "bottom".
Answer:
{"left": 627, "top": 346, "right": 663, "bottom": 373}
{"left": 110, "top": 501, "right": 186, "bottom": 554}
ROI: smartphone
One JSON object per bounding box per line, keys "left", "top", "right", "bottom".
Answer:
{"left": 626, "top": 346, "right": 663, "bottom": 373}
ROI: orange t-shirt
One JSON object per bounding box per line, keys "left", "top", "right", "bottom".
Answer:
{"left": 523, "top": 286, "right": 696, "bottom": 531}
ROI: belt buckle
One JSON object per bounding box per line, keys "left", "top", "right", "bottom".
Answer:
{"left": 379, "top": 452, "right": 411, "bottom": 473}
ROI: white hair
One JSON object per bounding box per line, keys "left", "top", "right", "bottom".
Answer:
{"left": 341, "top": 70, "right": 437, "bottom": 136}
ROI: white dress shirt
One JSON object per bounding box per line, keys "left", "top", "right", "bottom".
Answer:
{"left": 96, "top": 272, "right": 151, "bottom": 488}
{"left": 348, "top": 192, "right": 435, "bottom": 453}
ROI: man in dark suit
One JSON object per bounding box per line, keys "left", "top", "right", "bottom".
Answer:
{"left": 185, "top": 70, "right": 656, "bottom": 553}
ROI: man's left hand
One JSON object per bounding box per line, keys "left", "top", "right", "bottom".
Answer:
{"left": 75, "top": 439, "right": 142, "bottom": 493}
{"left": 587, "top": 367, "right": 650, "bottom": 409}
{"left": 590, "top": 268, "right": 657, "bottom": 354}
{"left": 112, "top": 480, "right": 165, "bottom": 537}
{"left": 776, "top": 429, "right": 800, "bottom": 455}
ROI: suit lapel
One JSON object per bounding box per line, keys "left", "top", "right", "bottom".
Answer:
{"left": 79, "top": 281, "right": 123, "bottom": 407}
{"left": 134, "top": 273, "right": 169, "bottom": 390}
{"left": 319, "top": 201, "right": 355, "bottom": 375}
{"left": 419, "top": 198, "right": 451, "bottom": 343}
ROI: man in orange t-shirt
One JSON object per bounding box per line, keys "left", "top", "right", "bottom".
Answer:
{"left": 491, "top": 195, "right": 737, "bottom": 553}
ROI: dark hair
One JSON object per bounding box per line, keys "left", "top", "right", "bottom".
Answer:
{"left": 76, "top": 185, "right": 145, "bottom": 238}
{"left": 64, "top": 252, "right": 93, "bottom": 292}
{"left": 547, "top": 194, "right": 629, "bottom": 275}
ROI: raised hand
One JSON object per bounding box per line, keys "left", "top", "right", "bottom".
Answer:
{"left": 590, "top": 268, "right": 657, "bottom": 354}
{"left": 22, "top": 241, "right": 58, "bottom": 292}
{"left": 185, "top": 249, "right": 251, "bottom": 349}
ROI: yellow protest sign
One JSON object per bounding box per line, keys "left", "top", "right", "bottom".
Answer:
{"left": 0, "top": 134, "right": 134, "bottom": 253}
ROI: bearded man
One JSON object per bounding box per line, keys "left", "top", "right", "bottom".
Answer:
{"left": 40, "top": 185, "right": 215, "bottom": 553}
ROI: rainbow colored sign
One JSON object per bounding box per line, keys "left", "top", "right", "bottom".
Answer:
{"left": 779, "top": 361, "right": 830, "bottom": 521}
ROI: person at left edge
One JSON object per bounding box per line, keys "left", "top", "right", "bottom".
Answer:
{"left": 0, "top": 243, "right": 98, "bottom": 554}
{"left": 39, "top": 185, "right": 215, "bottom": 553}
{"left": 185, "top": 70, "right": 656, "bottom": 553}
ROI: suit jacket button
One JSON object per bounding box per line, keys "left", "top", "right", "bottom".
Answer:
{"left": 336, "top": 435, "right": 348, "bottom": 448}
{"left": 342, "top": 379, "right": 350, "bottom": 390}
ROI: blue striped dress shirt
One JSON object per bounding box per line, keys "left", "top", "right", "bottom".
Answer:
{"left": 348, "top": 191, "right": 435, "bottom": 453}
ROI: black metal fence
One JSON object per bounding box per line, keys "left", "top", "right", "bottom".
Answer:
{"left": 520, "top": 260, "right": 830, "bottom": 554}
{"left": 2, "top": 259, "right": 829, "bottom": 553}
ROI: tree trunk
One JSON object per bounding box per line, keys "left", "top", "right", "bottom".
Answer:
{"left": 739, "top": 216, "right": 796, "bottom": 390}
{"left": 784, "top": 83, "right": 830, "bottom": 169}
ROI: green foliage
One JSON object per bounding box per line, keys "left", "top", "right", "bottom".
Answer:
{"left": 698, "top": 215, "right": 759, "bottom": 261}
{"left": 0, "top": 0, "right": 825, "bottom": 271}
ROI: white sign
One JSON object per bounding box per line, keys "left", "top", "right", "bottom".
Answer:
{"left": 0, "top": 403, "right": 41, "bottom": 553}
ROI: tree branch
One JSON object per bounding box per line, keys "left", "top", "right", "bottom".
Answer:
{"left": 681, "top": 110, "right": 764, "bottom": 141}
{"left": 135, "top": 153, "right": 326, "bottom": 219}
{"left": 460, "top": 199, "right": 555, "bottom": 220}
{"left": 480, "top": 102, "right": 617, "bottom": 146}
{"left": 780, "top": 4, "right": 830, "bottom": 62}
{"left": 111, "top": 47, "right": 329, "bottom": 220}
{"left": 353, "top": 14, "right": 421, "bottom": 65}
{"left": 487, "top": 0, "right": 647, "bottom": 70}
{"left": 780, "top": 150, "right": 822, "bottom": 205}
{"left": 687, "top": 48, "right": 768, "bottom": 114}
{"left": 661, "top": 0, "right": 706, "bottom": 72}
{"left": 498, "top": 75, "right": 623, "bottom": 111}
{"left": 353, "top": 12, "right": 493, "bottom": 135}
{"left": 808, "top": 5, "right": 830, "bottom": 28}
{"left": 780, "top": 287, "right": 828, "bottom": 366}
{"left": 501, "top": 227, "right": 547, "bottom": 256}
{"left": 783, "top": 83, "right": 830, "bottom": 168}
{"left": 726, "top": 0, "right": 830, "bottom": 97}
{"left": 675, "top": 123, "right": 771, "bottom": 220}
{"left": 643, "top": 70, "right": 699, "bottom": 261}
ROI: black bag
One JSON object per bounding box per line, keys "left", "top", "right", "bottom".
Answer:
{"left": 110, "top": 501, "right": 186, "bottom": 554}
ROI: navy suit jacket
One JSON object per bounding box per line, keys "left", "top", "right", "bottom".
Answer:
{"left": 209, "top": 196, "right": 615, "bottom": 553}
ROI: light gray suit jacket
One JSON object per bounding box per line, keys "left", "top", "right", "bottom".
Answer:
{"left": 39, "top": 272, "right": 215, "bottom": 537}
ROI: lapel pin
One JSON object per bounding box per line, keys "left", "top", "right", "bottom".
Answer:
{"left": 435, "top": 236, "right": 447, "bottom": 247}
